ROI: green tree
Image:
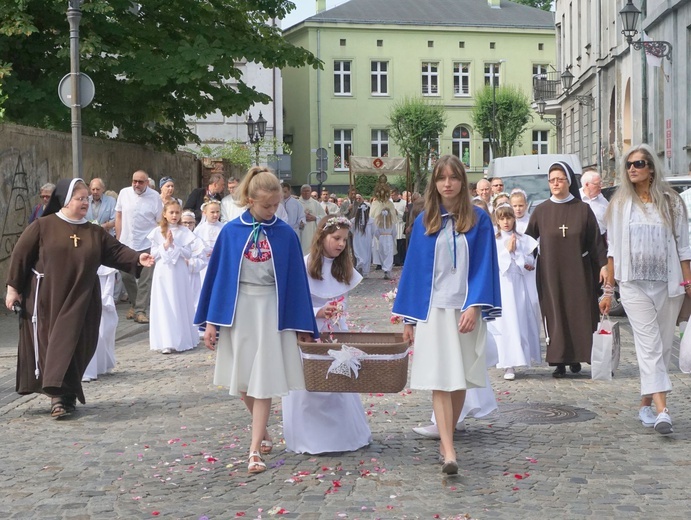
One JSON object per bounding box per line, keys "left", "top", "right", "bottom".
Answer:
{"left": 512, "top": 0, "right": 553, "bottom": 11}
{"left": 0, "top": 1, "right": 319, "bottom": 151}
{"left": 388, "top": 97, "right": 446, "bottom": 193}
{"left": 472, "top": 85, "right": 532, "bottom": 159}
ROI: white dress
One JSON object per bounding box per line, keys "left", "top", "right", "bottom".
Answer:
{"left": 281, "top": 256, "right": 372, "bottom": 454}
{"left": 351, "top": 218, "right": 374, "bottom": 276}
{"left": 214, "top": 239, "right": 305, "bottom": 398}
{"left": 374, "top": 223, "right": 397, "bottom": 273}
{"left": 148, "top": 224, "right": 201, "bottom": 352}
{"left": 194, "top": 220, "right": 225, "bottom": 288}
{"left": 493, "top": 231, "right": 542, "bottom": 368}
{"left": 83, "top": 266, "right": 118, "bottom": 380}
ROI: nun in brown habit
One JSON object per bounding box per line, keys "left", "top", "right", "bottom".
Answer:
{"left": 4, "top": 178, "right": 154, "bottom": 418}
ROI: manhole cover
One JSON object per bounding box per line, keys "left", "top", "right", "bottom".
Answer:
{"left": 479, "top": 402, "right": 597, "bottom": 424}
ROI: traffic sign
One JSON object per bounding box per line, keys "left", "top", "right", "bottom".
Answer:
{"left": 316, "top": 170, "right": 328, "bottom": 183}
{"left": 58, "top": 72, "right": 95, "bottom": 108}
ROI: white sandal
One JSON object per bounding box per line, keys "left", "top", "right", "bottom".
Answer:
{"left": 247, "top": 451, "right": 267, "bottom": 474}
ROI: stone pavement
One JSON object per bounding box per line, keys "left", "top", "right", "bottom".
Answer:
{"left": 2, "top": 268, "right": 691, "bottom": 519}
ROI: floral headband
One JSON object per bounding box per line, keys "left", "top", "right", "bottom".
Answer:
{"left": 323, "top": 216, "right": 351, "bottom": 230}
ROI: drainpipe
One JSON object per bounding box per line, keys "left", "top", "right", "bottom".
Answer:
{"left": 596, "top": 0, "right": 602, "bottom": 173}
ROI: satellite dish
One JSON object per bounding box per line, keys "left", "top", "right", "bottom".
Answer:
{"left": 58, "top": 73, "right": 95, "bottom": 108}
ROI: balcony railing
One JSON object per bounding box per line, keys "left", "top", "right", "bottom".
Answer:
{"left": 533, "top": 71, "right": 564, "bottom": 101}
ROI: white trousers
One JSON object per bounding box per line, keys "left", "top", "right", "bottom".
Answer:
{"left": 620, "top": 280, "right": 684, "bottom": 396}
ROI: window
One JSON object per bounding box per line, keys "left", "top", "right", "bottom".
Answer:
{"left": 538, "top": 43, "right": 544, "bottom": 51}
{"left": 334, "top": 60, "right": 351, "bottom": 95}
{"left": 427, "top": 138, "right": 440, "bottom": 169}
{"left": 371, "top": 129, "right": 389, "bottom": 157}
{"left": 334, "top": 129, "right": 352, "bottom": 170}
{"left": 453, "top": 62, "right": 470, "bottom": 96}
{"left": 452, "top": 125, "right": 471, "bottom": 166}
{"left": 371, "top": 61, "right": 388, "bottom": 95}
{"left": 377, "top": 39, "right": 383, "bottom": 47}
{"left": 490, "top": 42, "right": 496, "bottom": 49}
{"left": 340, "top": 39, "right": 346, "bottom": 46}
{"left": 428, "top": 40, "right": 434, "bottom": 48}
{"left": 532, "top": 130, "right": 548, "bottom": 155}
{"left": 533, "top": 64, "right": 549, "bottom": 80}
{"left": 459, "top": 41, "right": 465, "bottom": 49}
{"left": 422, "top": 62, "right": 439, "bottom": 95}
{"left": 484, "top": 63, "right": 501, "bottom": 87}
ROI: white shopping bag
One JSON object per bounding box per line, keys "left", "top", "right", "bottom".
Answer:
{"left": 591, "top": 317, "right": 621, "bottom": 381}
{"left": 679, "top": 331, "right": 691, "bottom": 374}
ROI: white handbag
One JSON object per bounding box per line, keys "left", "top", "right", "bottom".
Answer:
{"left": 591, "top": 316, "right": 621, "bottom": 381}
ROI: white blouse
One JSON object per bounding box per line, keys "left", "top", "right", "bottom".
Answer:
{"left": 629, "top": 203, "right": 667, "bottom": 282}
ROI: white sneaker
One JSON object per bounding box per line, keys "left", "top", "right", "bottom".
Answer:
{"left": 161, "top": 348, "right": 173, "bottom": 355}
{"left": 412, "top": 424, "right": 440, "bottom": 438}
{"left": 654, "top": 408, "right": 673, "bottom": 435}
{"left": 412, "top": 423, "right": 465, "bottom": 438}
{"left": 504, "top": 368, "right": 516, "bottom": 380}
{"left": 638, "top": 406, "right": 656, "bottom": 428}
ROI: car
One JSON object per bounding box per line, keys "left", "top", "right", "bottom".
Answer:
{"left": 488, "top": 154, "right": 583, "bottom": 210}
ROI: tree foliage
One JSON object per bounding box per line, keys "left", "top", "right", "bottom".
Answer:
{"left": 388, "top": 97, "right": 446, "bottom": 193}
{"left": 512, "top": 0, "right": 553, "bottom": 11}
{"left": 0, "top": 1, "right": 319, "bottom": 151}
{"left": 471, "top": 85, "right": 532, "bottom": 159}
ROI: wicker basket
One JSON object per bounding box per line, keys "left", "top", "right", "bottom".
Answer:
{"left": 298, "top": 332, "right": 409, "bottom": 393}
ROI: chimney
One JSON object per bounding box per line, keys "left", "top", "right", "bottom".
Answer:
{"left": 488, "top": 0, "right": 501, "bottom": 8}
{"left": 317, "top": 0, "right": 327, "bottom": 13}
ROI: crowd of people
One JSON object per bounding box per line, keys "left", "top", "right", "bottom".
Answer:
{"left": 5, "top": 144, "right": 690, "bottom": 475}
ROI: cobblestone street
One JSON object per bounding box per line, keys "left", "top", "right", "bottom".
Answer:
{"left": 1, "top": 268, "right": 691, "bottom": 519}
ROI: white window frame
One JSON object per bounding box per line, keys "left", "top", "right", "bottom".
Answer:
{"left": 371, "top": 61, "right": 388, "bottom": 96}
{"left": 334, "top": 129, "right": 353, "bottom": 170}
{"left": 453, "top": 62, "right": 470, "bottom": 96}
{"left": 532, "top": 64, "right": 549, "bottom": 80}
{"left": 422, "top": 62, "right": 439, "bottom": 96}
{"left": 371, "top": 129, "right": 389, "bottom": 158}
{"left": 334, "top": 60, "right": 352, "bottom": 96}
{"left": 532, "top": 130, "right": 549, "bottom": 155}
{"left": 484, "top": 63, "right": 501, "bottom": 87}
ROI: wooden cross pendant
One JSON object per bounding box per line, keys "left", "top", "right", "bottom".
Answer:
{"left": 559, "top": 224, "right": 568, "bottom": 238}
{"left": 70, "top": 234, "right": 81, "bottom": 247}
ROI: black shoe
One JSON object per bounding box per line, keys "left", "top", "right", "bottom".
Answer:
{"left": 552, "top": 364, "right": 566, "bottom": 378}
{"left": 569, "top": 363, "right": 582, "bottom": 374}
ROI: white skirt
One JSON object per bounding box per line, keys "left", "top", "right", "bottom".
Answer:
{"left": 214, "top": 284, "right": 305, "bottom": 398}
{"left": 282, "top": 390, "right": 372, "bottom": 454}
{"left": 411, "top": 307, "right": 487, "bottom": 391}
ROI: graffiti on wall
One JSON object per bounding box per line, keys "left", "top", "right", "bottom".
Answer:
{"left": 0, "top": 149, "right": 49, "bottom": 263}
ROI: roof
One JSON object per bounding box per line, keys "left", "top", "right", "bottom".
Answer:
{"left": 299, "top": 0, "right": 555, "bottom": 30}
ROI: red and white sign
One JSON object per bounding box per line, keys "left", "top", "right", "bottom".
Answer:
{"left": 666, "top": 119, "right": 672, "bottom": 158}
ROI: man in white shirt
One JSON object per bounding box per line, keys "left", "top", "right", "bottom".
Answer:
{"left": 115, "top": 170, "right": 163, "bottom": 324}
{"left": 477, "top": 178, "right": 492, "bottom": 210}
{"left": 281, "top": 181, "right": 305, "bottom": 234}
{"left": 391, "top": 188, "right": 407, "bottom": 266}
{"left": 579, "top": 169, "right": 609, "bottom": 236}
{"left": 320, "top": 189, "right": 339, "bottom": 215}
{"left": 299, "top": 184, "right": 326, "bottom": 253}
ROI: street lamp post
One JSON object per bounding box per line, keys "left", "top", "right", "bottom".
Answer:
{"left": 619, "top": 0, "right": 672, "bottom": 62}
{"left": 246, "top": 111, "right": 267, "bottom": 166}
{"left": 67, "top": 0, "right": 82, "bottom": 179}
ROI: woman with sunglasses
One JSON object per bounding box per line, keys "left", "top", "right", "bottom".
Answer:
{"left": 28, "top": 183, "right": 55, "bottom": 224}
{"left": 525, "top": 162, "right": 607, "bottom": 378}
{"left": 600, "top": 144, "right": 691, "bottom": 435}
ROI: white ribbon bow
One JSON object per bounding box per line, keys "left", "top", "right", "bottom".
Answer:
{"left": 326, "top": 344, "right": 366, "bottom": 379}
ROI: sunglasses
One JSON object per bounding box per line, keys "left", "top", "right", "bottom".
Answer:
{"left": 132, "top": 179, "right": 147, "bottom": 184}
{"left": 626, "top": 160, "right": 648, "bottom": 170}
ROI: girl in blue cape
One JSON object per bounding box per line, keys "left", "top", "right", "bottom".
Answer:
{"left": 393, "top": 155, "right": 501, "bottom": 475}
{"left": 194, "top": 166, "right": 319, "bottom": 475}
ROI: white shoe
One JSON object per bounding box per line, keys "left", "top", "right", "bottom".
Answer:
{"left": 161, "top": 348, "right": 173, "bottom": 355}
{"left": 503, "top": 368, "right": 516, "bottom": 380}
{"left": 412, "top": 424, "right": 440, "bottom": 438}
{"left": 638, "top": 406, "right": 656, "bottom": 428}
{"left": 81, "top": 376, "right": 96, "bottom": 383}
{"left": 654, "top": 408, "right": 673, "bottom": 435}
{"left": 412, "top": 423, "right": 465, "bottom": 438}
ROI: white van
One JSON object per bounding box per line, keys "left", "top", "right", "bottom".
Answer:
{"left": 488, "top": 154, "right": 583, "bottom": 210}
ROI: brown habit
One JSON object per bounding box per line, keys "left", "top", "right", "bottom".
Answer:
{"left": 525, "top": 199, "right": 607, "bottom": 365}
{"left": 7, "top": 215, "right": 140, "bottom": 403}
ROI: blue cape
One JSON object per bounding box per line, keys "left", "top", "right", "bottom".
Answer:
{"left": 194, "top": 210, "right": 319, "bottom": 337}
{"left": 392, "top": 206, "right": 501, "bottom": 322}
